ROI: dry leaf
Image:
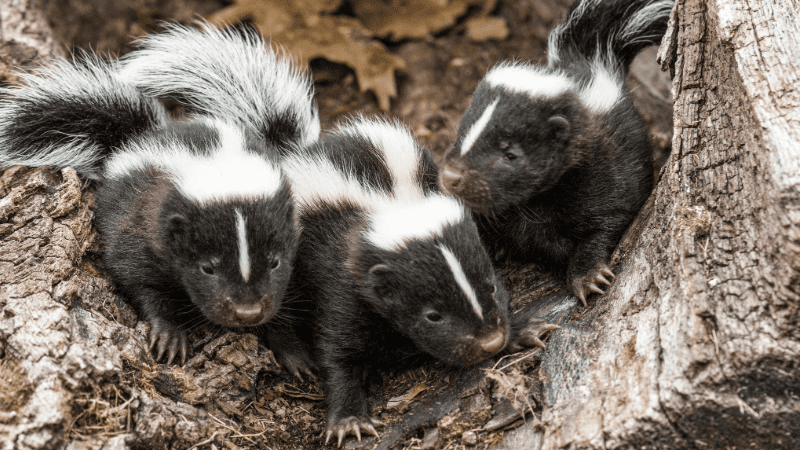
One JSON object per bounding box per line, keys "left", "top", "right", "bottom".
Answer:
{"left": 387, "top": 382, "right": 429, "bottom": 409}
{"left": 351, "top": 0, "right": 485, "bottom": 41}
{"left": 465, "top": 16, "right": 510, "bottom": 42}
{"left": 207, "top": 0, "right": 405, "bottom": 110}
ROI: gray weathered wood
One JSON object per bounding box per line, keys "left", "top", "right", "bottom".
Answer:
{"left": 500, "top": 0, "right": 800, "bottom": 448}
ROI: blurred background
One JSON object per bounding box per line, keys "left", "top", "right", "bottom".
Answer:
{"left": 11, "top": 0, "right": 672, "bottom": 167}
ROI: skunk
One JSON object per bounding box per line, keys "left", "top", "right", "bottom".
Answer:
{"left": 115, "top": 22, "right": 324, "bottom": 374}
{"left": 439, "top": 0, "right": 673, "bottom": 306}
{"left": 0, "top": 24, "right": 319, "bottom": 365}
{"left": 278, "top": 118, "right": 558, "bottom": 446}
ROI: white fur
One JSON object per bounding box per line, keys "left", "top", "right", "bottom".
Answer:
{"left": 282, "top": 152, "right": 390, "bottom": 212}
{"left": 460, "top": 99, "right": 499, "bottom": 156}
{"left": 547, "top": 0, "right": 604, "bottom": 65}
{"left": 579, "top": 56, "right": 624, "bottom": 113}
{"left": 620, "top": 0, "right": 675, "bottom": 47}
{"left": 546, "top": 24, "right": 566, "bottom": 65}
{"left": 340, "top": 118, "right": 422, "bottom": 197}
{"left": 0, "top": 56, "right": 167, "bottom": 179}
{"left": 105, "top": 119, "right": 283, "bottom": 203}
{"left": 284, "top": 153, "right": 466, "bottom": 250}
{"left": 282, "top": 120, "right": 470, "bottom": 251}
{"left": 438, "top": 245, "right": 482, "bottom": 320}
{"left": 366, "top": 195, "right": 466, "bottom": 251}
{"left": 118, "top": 22, "right": 320, "bottom": 148}
{"left": 485, "top": 64, "right": 573, "bottom": 99}
{"left": 235, "top": 208, "right": 251, "bottom": 282}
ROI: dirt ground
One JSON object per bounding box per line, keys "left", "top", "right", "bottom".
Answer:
{"left": 1, "top": 1, "right": 673, "bottom": 449}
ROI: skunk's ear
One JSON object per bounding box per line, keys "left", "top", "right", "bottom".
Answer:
{"left": 367, "top": 264, "right": 395, "bottom": 300}
{"left": 547, "top": 115, "right": 571, "bottom": 146}
{"left": 167, "top": 214, "right": 187, "bottom": 242}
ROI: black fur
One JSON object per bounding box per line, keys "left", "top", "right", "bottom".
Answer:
{"left": 441, "top": 0, "right": 672, "bottom": 303}
{"left": 275, "top": 119, "right": 517, "bottom": 442}
{"left": 0, "top": 39, "right": 308, "bottom": 364}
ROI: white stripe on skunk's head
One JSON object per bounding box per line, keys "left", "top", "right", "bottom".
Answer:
{"left": 484, "top": 63, "right": 574, "bottom": 99}
{"left": 365, "top": 194, "right": 466, "bottom": 251}
{"left": 338, "top": 117, "right": 424, "bottom": 196}
{"left": 437, "top": 244, "right": 483, "bottom": 320}
{"left": 105, "top": 119, "right": 284, "bottom": 204}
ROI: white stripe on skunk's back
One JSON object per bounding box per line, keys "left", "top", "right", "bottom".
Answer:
{"left": 339, "top": 118, "right": 423, "bottom": 197}
{"left": 104, "top": 119, "right": 283, "bottom": 204}
{"left": 282, "top": 118, "right": 471, "bottom": 251}
{"left": 365, "top": 195, "right": 465, "bottom": 251}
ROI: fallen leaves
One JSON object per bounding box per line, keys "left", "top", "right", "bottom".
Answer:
{"left": 205, "top": 0, "right": 507, "bottom": 110}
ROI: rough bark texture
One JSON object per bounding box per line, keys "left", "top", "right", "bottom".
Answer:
{"left": 0, "top": 167, "right": 283, "bottom": 450}
{"left": 0, "top": 0, "right": 64, "bottom": 82}
{"left": 500, "top": 0, "right": 800, "bottom": 448}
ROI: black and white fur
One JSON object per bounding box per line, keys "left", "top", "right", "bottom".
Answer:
{"left": 0, "top": 25, "right": 318, "bottom": 365}
{"left": 277, "top": 118, "right": 556, "bottom": 446}
{"left": 116, "top": 22, "right": 319, "bottom": 154}
{"left": 440, "top": 0, "right": 673, "bottom": 306}
{"left": 113, "top": 22, "right": 325, "bottom": 373}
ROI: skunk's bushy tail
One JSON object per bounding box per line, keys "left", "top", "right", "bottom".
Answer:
{"left": 548, "top": 0, "right": 674, "bottom": 71}
{"left": 0, "top": 55, "right": 168, "bottom": 179}
{"left": 118, "top": 22, "right": 320, "bottom": 153}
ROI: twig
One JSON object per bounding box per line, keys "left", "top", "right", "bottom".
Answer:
{"left": 498, "top": 350, "right": 539, "bottom": 371}
{"left": 188, "top": 431, "right": 219, "bottom": 450}
{"left": 209, "top": 413, "right": 257, "bottom": 445}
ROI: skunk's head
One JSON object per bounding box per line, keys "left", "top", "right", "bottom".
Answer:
{"left": 160, "top": 188, "right": 296, "bottom": 328}
{"left": 110, "top": 119, "right": 298, "bottom": 328}
{"left": 354, "top": 195, "right": 510, "bottom": 366}
{"left": 440, "top": 61, "right": 618, "bottom": 214}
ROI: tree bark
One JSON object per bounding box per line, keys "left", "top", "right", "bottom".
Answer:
{"left": 500, "top": 0, "right": 800, "bottom": 448}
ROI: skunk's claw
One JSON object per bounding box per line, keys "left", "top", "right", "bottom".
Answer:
{"left": 508, "top": 318, "right": 561, "bottom": 352}
{"left": 148, "top": 318, "right": 189, "bottom": 365}
{"left": 570, "top": 264, "right": 615, "bottom": 307}
{"left": 324, "top": 416, "right": 383, "bottom": 447}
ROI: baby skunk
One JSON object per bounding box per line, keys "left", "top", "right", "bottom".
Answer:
{"left": 280, "top": 118, "right": 558, "bottom": 446}
{"left": 114, "top": 22, "right": 322, "bottom": 375}
{"left": 439, "top": 0, "right": 673, "bottom": 306}
{"left": 0, "top": 24, "right": 318, "bottom": 365}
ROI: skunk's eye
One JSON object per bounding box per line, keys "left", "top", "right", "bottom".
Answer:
{"left": 200, "top": 263, "right": 215, "bottom": 275}
{"left": 504, "top": 152, "right": 518, "bottom": 161}
{"left": 200, "top": 257, "right": 220, "bottom": 276}
{"left": 425, "top": 311, "right": 443, "bottom": 323}
{"left": 270, "top": 254, "right": 281, "bottom": 270}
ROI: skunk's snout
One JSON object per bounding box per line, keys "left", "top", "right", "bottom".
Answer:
{"left": 440, "top": 166, "right": 465, "bottom": 195}
{"left": 477, "top": 328, "right": 506, "bottom": 355}
{"left": 234, "top": 302, "right": 264, "bottom": 323}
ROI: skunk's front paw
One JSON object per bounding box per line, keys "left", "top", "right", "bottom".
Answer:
{"left": 507, "top": 317, "right": 560, "bottom": 352}
{"left": 569, "top": 264, "right": 615, "bottom": 307}
{"left": 147, "top": 317, "right": 189, "bottom": 365}
{"left": 274, "top": 346, "right": 317, "bottom": 383}
{"left": 324, "top": 416, "right": 384, "bottom": 447}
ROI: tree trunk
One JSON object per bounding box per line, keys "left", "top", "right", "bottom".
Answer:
{"left": 501, "top": 0, "right": 800, "bottom": 448}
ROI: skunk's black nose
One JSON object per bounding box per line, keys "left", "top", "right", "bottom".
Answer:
{"left": 477, "top": 328, "right": 506, "bottom": 355}
{"left": 235, "top": 303, "right": 264, "bottom": 323}
{"left": 440, "top": 167, "right": 464, "bottom": 194}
